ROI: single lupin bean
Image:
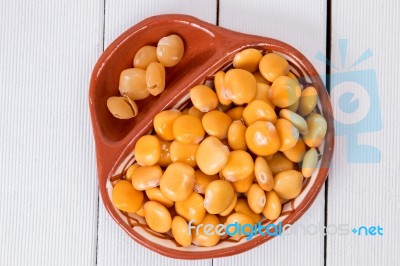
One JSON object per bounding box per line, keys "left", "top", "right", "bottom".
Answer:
{"left": 302, "top": 148, "right": 319, "bottom": 178}
{"left": 275, "top": 118, "right": 300, "bottom": 151}
{"left": 279, "top": 109, "right": 308, "bottom": 134}
{"left": 153, "top": 109, "right": 181, "bottom": 141}
{"left": 262, "top": 191, "right": 282, "bottom": 220}
{"left": 224, "top": 69, "right": 257, "bottom": 105}
{"left": 204, "top": 180, "right": 235, "bottom": 214}
{"left": 145, "top": 187, "right": 174, "bottom": 208}
{"left": 144, "top": 201, "right": 172, "bottom": 233}
{"left": 202, "top": 110, "right": 232, "bottom": 140}
{"left": 190, "top": 85, "right": 219, "bottom": 112}
{"left": 267, "top": 152, "right": 294, "bottom": 175}
{"left": 225, "top": 212, "right": 254, "bottom": 240}
{"left": 196, "top": 136, "right": 230, "bottom": 175}
{"left": 233, "top": 48, "right": 263, "bottom": 73}
{"left": 245, "top": 121, "right": 280, "bottom": 156}
{"left": 214, "top": 71, "right": 232, "bottom": 106}
{"left": 156, "top": 34, "right": 184, "bottom": 67}
{"left": 172, "top": 216, "right": 192, "bottom": 247}
{"left": 254, "top": 157, "right": 274, "bottom": 191}
{"left": 259, "top": 53, "right": 289, "bottom": 82}
{"left": 231, "top": 172, "right": 255, "bottom": 193}
{"left": 303, "top": 113, "right": 327, "bottom": 148}
{"left": 222, "top": 150, "right": 254, "bottom": 182}
{"left": 227, "top": 120, "right": 247, "bottom": 151}
{"left": 191, "top": 214, "right": 220, "bottom": 247}
{"left": 242, "top": 100, "right": 277, "bottom": 125}
{"left": 298, "top": 86, "right": 318, "bottom": 116}
{"left": 133, "top": 45, "right": 158, "bottom": 69}
{"left": 146, "top": 62, "right": 165, "bottom": 96}
{"left": 107, "top": 96, "right": 138, "bottom": 119}
{"left": 268, "top": 76, "right": 301, "bottom": 108}
{"left": 157, "top": 138, "right": 173, "bottom": 167}
{"left": 131, "top": 165, "right": 163, "bottom": 190}
{"left": 134, "top": 135, "right": 161, "bottom": 166}
{"left": 254, "top": 82, "right": 274, "bottom": 107}
{"left": 219, "top": 193, "right": 238, "bottom": 216}
{"left": 170, "top": 140, "right": 199, "bottom": 167}
{"left": 119, "top": 68, "right": 149, "bottom": 100}
{"left": 247, "top": 184, "right": 266, "bottom": 214}
{"left": 273, "top": 170, "right": 304, "bottom": 200}
{"left": 172, "top": 115, "right": 205, "bottom": 144}
{"left": 226, "top": 106, "right": 244, "bottom": 121}
{"left": 112, "top": 180, "right": 144, "bottom": 213}
{"left": 282, "top": 139, "right": 306, "bottom": 163}
{"left": 160, "top": 162, "right": 195, "bottom": 202}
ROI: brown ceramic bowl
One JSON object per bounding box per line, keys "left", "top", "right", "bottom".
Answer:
{"left": 89, "top": 14, "right": 334, "bottom": 259}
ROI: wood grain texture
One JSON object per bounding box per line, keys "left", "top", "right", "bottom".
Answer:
{"left": 0, "top": 0, "right": 103, "bottom": 265}
{"left": 215, "top": 0, "right": 327, "bottom": 265}
{"left": 327, "top": 0, "right": 400, "bottom": 265}
{"left": 96, "top": 1, "right": 216, "bottom": 266}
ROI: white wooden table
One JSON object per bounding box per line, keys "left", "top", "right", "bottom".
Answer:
{"left": 1, "top": 1, "right": 399, "bottom": 265}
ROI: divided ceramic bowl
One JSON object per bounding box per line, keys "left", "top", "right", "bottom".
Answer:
{"left": 89, "top": 14, "right": 334, "bottom": 259}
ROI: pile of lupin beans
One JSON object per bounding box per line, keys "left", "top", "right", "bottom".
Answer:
{"left": 106, "top": 34, "right": 184, "bottom": 119}
{"left": 112, "top": 47, "right": 327, "bottom": 247}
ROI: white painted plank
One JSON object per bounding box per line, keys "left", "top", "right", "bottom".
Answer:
{"left": 327, "top": 1, "right": 400, "bottom": 265}
{"left": 215, "top": 0, "right": 327, "bottom": 265}
{"left": 0, "top": 0, "right": 103, "bottom": 265}
{"left": 96, "top": 1, "right": 216, "bottom": 265}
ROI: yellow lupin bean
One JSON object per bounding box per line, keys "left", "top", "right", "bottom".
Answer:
{"left": 220, "top": 193, "right": 238, "bottom": 216}
{"left": 134, "top": 135, "right": 161, "bottom": 166}
{"left": 262, "top": 191, "right": 282, "bottom": 220}
{"left": 259, "top": 53, "right": 290, "bottom": 82}
{"left": 226, "top": 106, "right": 244, "bottom": 121}
{"left": 232, "top": 173, "right": 254, "bottom": 193}
{"left": 187, "top": 106, "right": 205, "bottom": 120}
{"left": 225, "top": 212, "right": 254, "bottom": 240}
{"left": 202, "top": 110, "right": 232, "bottom": 139}
{"left": 245, "top": 121, "right": 280, "bottom": 156}
{"left": 204, "top": 180, "right": 235, "bottom": 214}
{"left": 196, "top": 136, "right": 230, "bottom": 175}
{"left": 160, "top": 162, "right": 195, "bottom": 202}
{"left": 267, "top": 152, "right": 294, "bottom": 175}
{"left": 190, "top": 85, "right": 219, "bottom": 112}
{"left": 170, "top": 140, "right": 198, "bottom": 167}
{"left": 224, "top": 69, "right": 257, "bottom": 105}
{"left": 194, "top": 170, "right": 219, "bottom": 194}
{"left": 254, "top": 157, "right": 274, "bottom": 191}
{"left": 282, "top": 139, "right": 306, "bottom": 163}
{"left": 303, "top": 113, "right": 327, "bottom": 147}
{"left": 125, "top": 162, "right": 139, "bottom": 181}
{"left": 158, "top": 139, "right": 173, "bottom": 167}
{"left": 214, "top": 71, "right": 232, "bottom": 106}
{"left": 275, "top": 118, "right": 300, "bottom": 151}
{"left": 156, "top": 34, "right": 184, "bottom": 67}
{"left": 112, "top": 180, "right": 144, "bottom": 213}
{"left": 131, "top": 165, "right": 163, "bottom": 190}
{"left": 269, "top": 76, "right": 301, "bottom": 108}
{"left": 144, "top": 201, "right": 172, "bottom": 233}
{"left": 242, "top": 100, "right": 277, "bottom": 125}
{"left": 302, "top": 148, "right": 319, "bottom": 178}
{"left": 107, "top": 96, "right": 138, "bottom": 119}
{"left": 175, "top": 191, "right": 206, "bottom": 225}
{"left": 222, "top": 150, "right": 254, "bottom": 182}
{"left": 172, "top": 216, "right": 192, "bottom": 247}
{"left": 191, "top": 214, "right": 220, "bottom": 247}
{"left": 247, "top": 184, "right": 266, "bottom": 214}
{"left": 233, "top": 48, "right": 263, "bottom": 73}
{"left": 234, "top": 198, "right": 260, "bottom": 223}
{"left": 172, "top": 115, "right": 205, "bottom": 144}
{"left": 146, "top": 62, "right": 165, "bottom": 96}
{"left": 119, "top": 68, "right": 149, "bottom": 100}
{"left": 227, "top": 120, "right": 247, "bottom": 150}
{"left": 133, "top": 45, "right": 158, "bottom": 69}
{"left": 298, "top": 86, "right": 318, "bottom": 116}
{"left": 279, "top": 109, "right": 308, "bottom": 134}
{"left": 145, "top": 187, "right": 174, "bottom": 208}
{"left": 153, "top": 109, "right": 181, "bottom": 141}
{"left": 273, "top": 170, "right": 304, "bottom": 200}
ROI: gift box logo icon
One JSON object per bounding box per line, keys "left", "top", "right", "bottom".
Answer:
{"left": 316, "top": 39, "right": 382, "bottom": 163}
